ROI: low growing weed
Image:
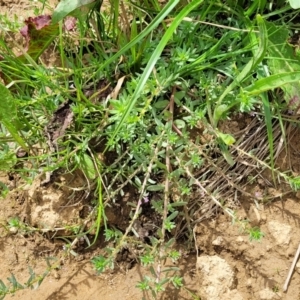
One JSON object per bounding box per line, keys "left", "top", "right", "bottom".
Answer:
{"left": 1, "top": 0, "right": 300, "bottom": 298}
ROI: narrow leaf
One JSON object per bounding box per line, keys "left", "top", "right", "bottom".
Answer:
{"left": 81, "top": 153, "right": 96, "bottom": 179}
{"left": 106, "top": 0, "right": 204, "bottom": 151}
{"left": 0, "top": 83, "right": 29, "bottom": 151}
{"left": 265, "top": 21, "right": 300, "bottom": 104}
{"left": 166, "top": 211, "right": 179, "bottom": 221}
{"left": 245, "top": 71, "right": 300, "bottom": 95}
{"left": 214, "top": 14, "right": 267, "bottom": 125}
{"left": 147, "top": 184, "right": 165, "bottom": 192}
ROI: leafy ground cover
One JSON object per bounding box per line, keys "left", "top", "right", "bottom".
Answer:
{"left": 1, "top": 0, "right": 300, "bottom": 299}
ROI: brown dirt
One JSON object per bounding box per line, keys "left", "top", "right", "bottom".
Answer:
{"left": 2, "top": 2, "right": 300, "bottom": 300}
{"left": 3, "top": 169, "right": 300, "bottom": 300}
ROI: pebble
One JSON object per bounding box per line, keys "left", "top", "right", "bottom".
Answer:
{"left": 212, "top": 236, "right": 224, "bottom": 246}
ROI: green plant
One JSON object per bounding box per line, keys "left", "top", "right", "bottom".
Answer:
{"left": 234, "top": 217, "right": 264, "bottom": 242}
{"left": 0, "top": 258, "right": 58, "bottom": 300}
{"left": 91, "top": 255, "right": 114, "bottom": 274}
{"left": 248, "top": 226, "right": 265, "bottom": 242}
{"left": 1, "top": 0, "right": 300, "bottom": 298}
{"left": 272, "top": 285, "right": 280, "bottom": 293}
{"left": 7, "top": 217, "right": 33, "bottom": 234}
{"left": 134, "top": 237, "right": 183, "bottom": 299}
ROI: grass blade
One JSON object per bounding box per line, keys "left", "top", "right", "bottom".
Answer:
{"left": 0, "top": 83, "right": 29, "bottom": 151}
{"left": 214, "top": 14, "right": 268, "bottom": 126}
{"left": 91, "top": 0, "right": 180, "bottom": 79}
{"left": 106, "top": 0, "right": 204, "bottom": 151}
{"left": 245, "top": 71, "right": 300, "bottom": 94}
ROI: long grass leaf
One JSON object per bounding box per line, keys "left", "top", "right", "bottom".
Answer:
{"left": 261, "top": 93, "right": 276, "bottom": 182}
{"left": 248, "top": 17, "right": 275, "bottom": 181}
{"left": 214, "top": 14, "right": 267, "bottom": 125}
{"left": 106, "top": 0, "right": 204, "bottom": 151}
{"left": 91, "top": 0, "right": 180, "bottom": 79}
{"left": 0, "top": 84, "right": 29, "bottom": 151}
{"left": 91, "top": 177, "right": 103, "bottom": 246}
{"left": 245, "top": 71, "right": 300, "bottom": 94}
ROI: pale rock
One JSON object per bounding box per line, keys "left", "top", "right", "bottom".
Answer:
{"left": 212, "top": 236, "right": 224, "bottom": 246}
{"left": 197, "top": 255, "right": 242, "bottom": 300}
{"left": 9, "top": 227, "right": 18, "bottom": 234}
{"left": 24, "top": 171, "right": 85, "bottom": 230}
{"left": 258, "top": 288, "right": 280, "bottom": 300}
{"left": 248, "top": 205, "right": 261, "bottom": 226}
{"left": 246, "top": 279, "right": 252, "bottom": 287}
{"left": 236, "top": 236, "right": 244, "bottom": 244}
{"left": 267, "top": 220, "right": 291, "bottom": 245}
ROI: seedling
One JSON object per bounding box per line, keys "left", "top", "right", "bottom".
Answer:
{"left": 248, "top": 227, "right": 265, "bottom": 242}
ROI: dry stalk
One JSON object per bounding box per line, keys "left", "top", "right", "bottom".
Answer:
{"left": 107, "top": 164, "right": 143, "bottom": 200}
{"left": 175, "top": 155, "right": 235, "bottom": 219}
{"left": 188, "top": 116, "right": 290, "bottom": 219}
{"left": 155, "top": 87, "right": 176, "bottom": 283}
{"left": 283, "top": 242, "right": 300, "bottom": 292}
{"left": 161, "top": 87, "right": 175, "bottom": 240}
{"left": 111, "top": 133, "right": 165, "bottom": 259}
{"left": 169, "top": 114, "right": 296, "bottom": 232}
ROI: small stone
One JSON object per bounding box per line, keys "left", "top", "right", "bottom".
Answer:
{"left": 267, "top": 221, "right": 291, "bottom": 245}
{"left": 257, "top": 179, "right": 264, "bottom": 185}
{"left": 212, "top": 236, "right": 224, "bottom": 246}
{"left": 9, "top": 227, "right": 18, "bottom": 234}
{"left": 261, "top": 213, "right": 267, "bottom": 222}
{"left": 246, "top": 279, "right": 252, "bottom": 287}
{"left": 18, "top": 239, "right": 26, "bottom": 246}
{"left": 75, "top": 255, "right": 84, "bottom": 262}
{"left": 286, "top": 244, "right": 297, "bottom": 258}
{"left": 267, "top": 188, "right": 282, "bottom": 198}
{"left": 256, "top": 260, "right": 261, "bottom": 267}
{"left": 236, "top": 236, "right": 244, "bottom": 244}
{"left": 248, "top": 205, "right": 261, "bottom": 226}
{"left": 53, "top": 271, "right": 60, "bottom": 279}
{"left": 250, "top": 269, "right": 257, "bottom": 278}
{"left": 258, "top": 288, "right": 278, "bottom": 300}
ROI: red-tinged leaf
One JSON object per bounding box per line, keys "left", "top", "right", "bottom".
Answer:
{"left": 19, "top": 15, "right": 59, "bottom": 61}
{"left": 63, "top": 16, "right": 77, "bottom": 31}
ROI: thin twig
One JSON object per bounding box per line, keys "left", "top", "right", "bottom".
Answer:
{"left": 283, "top": 242, "right": 300, "bottom": 292}
{"left": 175, "top": 155, "right": 235, "bottom": 219}
{"left": 111, "top": 134, "right": 164, "bottom": 261}
{"left": 161, "top": 86, "right": 175, "bottom": 240}
{"left": 156, "top": 88, "right": 175, "bottom": 283}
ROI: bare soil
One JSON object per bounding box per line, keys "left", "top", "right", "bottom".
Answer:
{"left": 1, "top": 2, "right": 300, "bottom": 300}
{"left": 3, "top": 168, "right": 300, "bottom": 300}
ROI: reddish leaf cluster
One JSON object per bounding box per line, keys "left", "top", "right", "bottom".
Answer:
{"left": 18, "top": 14, "right": 77, "bottom": 61}
{"left": 20, "top": 15, "right": 53, "bottom": 51}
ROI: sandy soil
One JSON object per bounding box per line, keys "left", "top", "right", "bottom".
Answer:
{"left": 2, "top": 171, "right": 300, "bottom": 300}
